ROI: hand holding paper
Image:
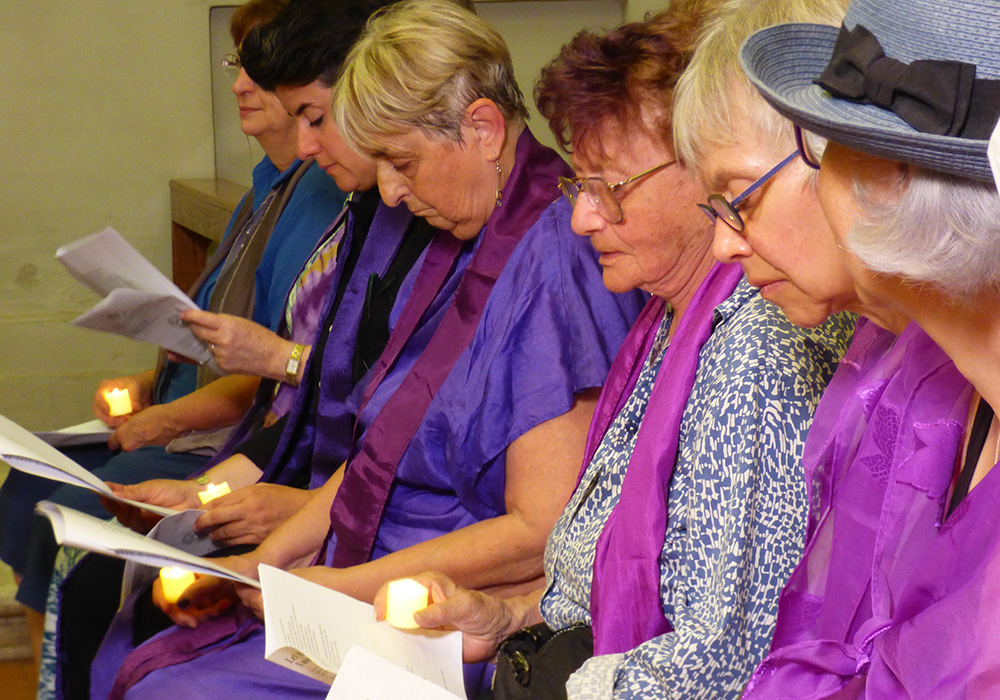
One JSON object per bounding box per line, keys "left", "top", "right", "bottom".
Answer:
{"left": 0, "top": 414, "right": 173, "bottom": 518}
{"left": 56, "top": 227, "right": 216, "bottom": 366}
{"left": 259, "top": 565, "right": 464, "bottom": 695}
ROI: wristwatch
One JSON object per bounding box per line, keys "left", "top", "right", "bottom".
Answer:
{"left": 285, "top": 343, "right": 305, "bottom": 384}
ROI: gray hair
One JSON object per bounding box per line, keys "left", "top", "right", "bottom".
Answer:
{"left": 333, "top": 0, "right": 527, "bottom": 152}
{"left": 673, "top": 0, "right": 848, "bottom": 172}
{"left": 849, "top": 169, "right": 1000, "bottom": 298}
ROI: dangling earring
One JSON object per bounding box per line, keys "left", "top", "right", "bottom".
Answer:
{"left": 495, "top": 159, "right": 503, "bottom": 207}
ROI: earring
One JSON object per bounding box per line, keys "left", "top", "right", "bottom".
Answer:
{"left": 495, "top": 159, "right": 503, "bottom": 207}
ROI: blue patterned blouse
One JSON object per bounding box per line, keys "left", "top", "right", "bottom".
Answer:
{"left": 540, "top": 280, "right": 855, "bottom": 699}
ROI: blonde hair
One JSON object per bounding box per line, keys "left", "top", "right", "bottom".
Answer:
{"left": 672, "top": 0, "right": 848, "bottom": 171}
{"left": 333, "top": 0, "right": 527, "bottom": 152}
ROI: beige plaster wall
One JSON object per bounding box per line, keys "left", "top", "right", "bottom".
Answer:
{"left": 0, "top": 1, "right": 220, "bottom": 429}
{"left": 1, "top": 0, "right": 645, "bottom": 431}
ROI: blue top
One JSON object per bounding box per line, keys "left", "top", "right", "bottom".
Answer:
{"left": 161, "top": 157, "right": 346, "bottom": 403}
{"left": 541, "top": 281, "right": 855, "bottom": 699}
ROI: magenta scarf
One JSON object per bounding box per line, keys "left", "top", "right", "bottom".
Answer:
{"left": 586, "top": 262, "right": 743, "bottom": 655}
{"left": 329, "top": 129, "right": 571, "bottom": 567}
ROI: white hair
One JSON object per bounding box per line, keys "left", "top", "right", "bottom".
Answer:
{"left": 849, "top": 169, "right": 1000, "bottom": 298}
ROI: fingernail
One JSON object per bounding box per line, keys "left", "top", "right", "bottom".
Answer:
{"left": 177, "top": 598, "right": 190, "bottom": 609}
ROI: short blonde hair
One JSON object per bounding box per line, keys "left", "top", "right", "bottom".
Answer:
{"left": 673, "top": 0, "right": 848, "bottom": 171}
{"left": 333, "top": 0, "right": 527, "bottom": 152}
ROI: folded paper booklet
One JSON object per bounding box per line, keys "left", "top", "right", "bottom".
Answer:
{"left": 35, "top": 418, "right": 113, "bottom": 448}
{"left": 326, "top": 646, "right": 463, "bottom": 700}
{"left": 56, "top": 226, "right": 215, "bottom": 365}
{"left": 259, "top": 565, "right": 464, "bottom": 697}
{"left": 36, "top": 502, "right": 259, "bottom": 588}
{"left": 0, "top": 413, "right": 173, "bottom": 517}
{"left": 120, "top": 509, "right": 225, "bottom": 601}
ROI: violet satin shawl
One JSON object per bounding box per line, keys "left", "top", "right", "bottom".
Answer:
{"left": 585, "top": 262, "right": 744, "bottom": 656}
{"left": 742, "top": 323, "right": 982, "bottom": 699}
{"left": 329, "top": 130, "right": 571, "bottom": 567}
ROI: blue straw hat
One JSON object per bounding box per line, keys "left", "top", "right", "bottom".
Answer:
{"left": 740, "top": 0, "right": 1000, "bottom": 182}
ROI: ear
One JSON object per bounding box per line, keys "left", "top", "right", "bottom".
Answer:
{"left": 463, "top": 97, "right": 507, "bottom": 160}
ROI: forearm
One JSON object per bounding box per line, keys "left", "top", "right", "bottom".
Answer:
{"left": 160, "top": 374, "right": 260, "bottom": 434}
{"left": 309, "top": 509, "right": 551, "bottom": 603}
{"left": 251, "top": 467, "right": 344, "bottom": 569}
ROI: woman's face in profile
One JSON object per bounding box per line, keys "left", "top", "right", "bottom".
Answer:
{"left": 231, "top": 68, "right": 293, "bottom": 140}
{"left": 274, "top": 80, "right": 378, "bottom": 193}
{"left": 815, "top": 141, "right": 911, "bottom": 329}
{"left": 699, "top": 117, "right": 859, "bottom": 328}
{"left": 568, "top": 121, "right": 710, "bottom": 297}
{"left": 371, "top": 125, "right": 497, "bottom": 240}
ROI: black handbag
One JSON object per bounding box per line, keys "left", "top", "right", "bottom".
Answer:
{"left": 487, "top": 622, "right": 594, "bottom": 700}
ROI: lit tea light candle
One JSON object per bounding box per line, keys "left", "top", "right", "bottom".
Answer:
{"left": 159, "top": 567, "right": 196, "bottom": 604}
{"left": 103, "top": 388, "right": 133, "bottom": 417}
{"left": 198, "top": 481, "right": 231, "bottom": 505}
{"left": 385, "top": 578, "right": 429, "bottom": 629}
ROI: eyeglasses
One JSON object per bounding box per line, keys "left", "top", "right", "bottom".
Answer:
{"left": 221, "top": 53, "right": 242, "bottom": 71}
{"left": 558, "top": 160, "right": 677, "bottom": 224}
{"left": 698, "top": 126, "right": 821, "bottom": 233}
{"left": 698, "top": 151, "right": 797, "bottom": 232}
{"left": 795, "top": 124, "right": 821, "bottom": 170}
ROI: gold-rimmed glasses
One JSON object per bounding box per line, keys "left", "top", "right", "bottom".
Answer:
{"left": 558, "top": 160, "right": 677, "bottom": 224}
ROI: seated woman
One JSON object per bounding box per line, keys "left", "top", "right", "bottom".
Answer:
{"left": 713, "top": 0, "right": 1000, "bottom": 695}
{"left": 370, "top": 3, "right": 854, "bottom": 699}
{"left": 105, "top": 0, "right": 413, "bottom": 546}
{"left": 41, "top": 3, "right": 430, "bottom": 697}
{"left": 88, "top": 1, "right": 643, "bottom": 698}
{"left": 675, "top": 0, "right": 999, "bottom": 694}
{"left": 0, "top": 0, "right": 347, "bottom": 621}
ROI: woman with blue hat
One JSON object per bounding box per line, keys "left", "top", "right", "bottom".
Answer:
{"left": 729, "top": 0, "right": 1000, "bottom": 696}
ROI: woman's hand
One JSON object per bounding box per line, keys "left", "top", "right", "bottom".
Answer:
{"left": 108, "top": 404, "right": 182, "bottom": 451}
{"left": 177, "top": 309, "right": 300, "bottom": 382}
{"left": 235, "top": 565, "right": 350, "bottom": 620}
{"left": 194, "top": 484, "right": 313, "bottom": 546}
{"left": 153, "top": 554, "right": 262, "bottom": 627}
{"left": 374, "top": 572, "right": 525, "bottom": 663}
{"left": 93, "top": 371, "right": 155, "bottom": 427}
{"left": 152, "top": 574, "right": 237, "bottom": 628}
{"left": 102, "top": 479, "right": 202, "bottom": 533}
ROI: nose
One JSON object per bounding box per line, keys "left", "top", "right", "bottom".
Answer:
{"left": 296, "top": 121, "right": 320, "bottom": 161}
{"left": 569, "top": 193, "right": 605, "bottom": 238}
{"left": 231, "top": 67, "right": 254, "bottom": 96}
{"left": 711, "top": 219, "right": 753, "bottom": 264}
{"left": 376, "top": 161, "right": 407, "bottom": 207}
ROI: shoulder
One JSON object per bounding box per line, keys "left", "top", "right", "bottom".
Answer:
{"left": 503, "top": 197, "right": 600, "bottom": 285}
{"left": 697, "top": 282, "right": 854, "bottom": 408}
{"left": 283, "top": 160, "right": 348, "bottom": 214}
{"left": 716, "top": 281, "right": 854, "bottom": 377}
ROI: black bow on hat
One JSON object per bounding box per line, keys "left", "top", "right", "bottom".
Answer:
{"left": 816, "top": 23, "right": 1000, "bottom": 139}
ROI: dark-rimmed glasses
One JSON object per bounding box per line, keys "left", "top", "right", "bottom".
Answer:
{"left": 699, "top": 126, "right": 821, "bottom": 232}
{"left": 559, "top": 160, "right": 677, "bottom": 224}
{"left": 222, "top": 53, "right": 242, "bottom": 71}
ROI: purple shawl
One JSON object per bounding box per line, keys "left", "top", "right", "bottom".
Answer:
{"left": 742, "top": 320, "right": 999, "bottom": 699}
{"left": 329, "top": 130, "right": 571, "bottom": 567}
{"left": 584, "top": 262, "right": 744, "bottom": 655}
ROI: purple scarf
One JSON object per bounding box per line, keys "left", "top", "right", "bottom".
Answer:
{"left": 329, "top": 130, "right": 571, "bottom": 567}
{"left": 742, "top": 322, "right": 990, "bottom": 699}
{"left": 585, "top": 262, "right": 743, "bottom": 656}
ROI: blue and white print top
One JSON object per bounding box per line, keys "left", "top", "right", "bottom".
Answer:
{"left": 540, "top": 280, "right": 855, "bottom": 699}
